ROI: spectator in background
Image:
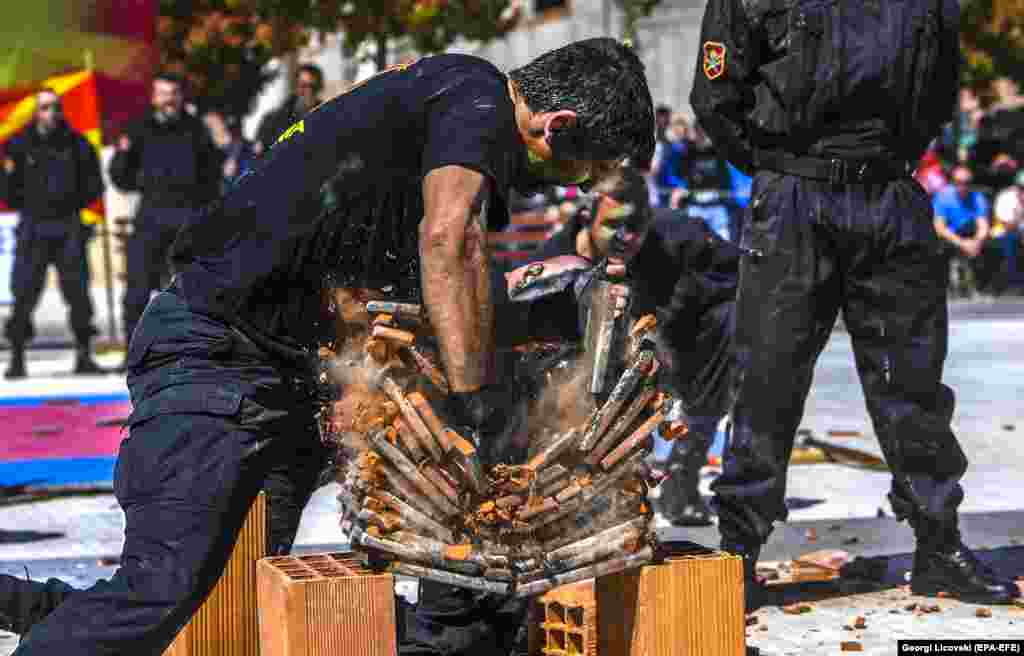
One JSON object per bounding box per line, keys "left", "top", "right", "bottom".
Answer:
{"left": 654, "top": 104, "right": 672, "bottom": 143}
{"left": 916, "top": 145, "right": 949, "bottom": 195}
{"left": 203, "top": 110, "right": 255, "bottom": 192}
{"left": 933, "top": 165, "right": 991, "bottom": 296}
{"left": 940, "top": 88, "right": 984, "bottom": 165}
{"left": 991, "top": 170, "right": 1024, "bottom": 294}
{"left": 110, "top": 72, "right": 223, "bottom": 347}
{"left": 0, "top": 89, "right": 104, "bottom": 378}
{"left": 651, "top": 114, "right": 690, "bottom": 207}
{"left": 255, "top": 63, "right": 324, "bottom": 155}
{"left": 975, "top": 78, "right": 1024, "bottom": 189}
{"left": 673, "top": 122, "right": 736, "bottom": 240}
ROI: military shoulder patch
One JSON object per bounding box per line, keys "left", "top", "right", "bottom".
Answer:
{"left": 703, "top": 41, "right": 727, "bottom": 80}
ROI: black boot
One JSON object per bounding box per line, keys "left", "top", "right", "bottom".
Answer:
{"left": 4, "top": 346, "right": 26, "bottom": 380}
{"left": 909, "top": 516, "right": 1020, "bottom": 604}
{"left": 73, "top": 342, "right": 104, "bottom": 375}
{"left": 720, "top": 541, "right": 772, "bottom": 613}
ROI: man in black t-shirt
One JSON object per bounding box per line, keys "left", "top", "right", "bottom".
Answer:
{"left": 4, "top": 40, "right": 653, "bottom": 656}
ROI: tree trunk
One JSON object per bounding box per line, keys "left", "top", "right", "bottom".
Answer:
{"left": 375, "top": 33, "right": 388, "bottom": 71}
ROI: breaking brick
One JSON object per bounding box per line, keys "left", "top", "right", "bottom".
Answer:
{"left": 976, "top": 608, "right": 992, "bottom": 618}
{"left": 783, "top": 604, "right": 813, "bottom": 615}
{"left": 841, "top": 641, "right": 863, "bottom": 652}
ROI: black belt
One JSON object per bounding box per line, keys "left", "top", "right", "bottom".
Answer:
{"left": 753, "top": 149, "right": 914, "bottom": 184}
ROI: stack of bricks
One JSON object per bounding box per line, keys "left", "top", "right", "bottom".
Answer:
{"left": 529, "top": 580, "right": 598, "bottom": 656}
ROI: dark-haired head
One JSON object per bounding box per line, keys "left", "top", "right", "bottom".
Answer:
{"left": 508, "top": 38, "right": 655, "bottom": 191}
{"left": 152, "top": 72, "right": 185, "bottom": 120}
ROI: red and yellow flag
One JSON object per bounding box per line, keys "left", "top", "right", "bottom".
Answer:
{"left": 0, "top": 70, "right": 105, "bottom": 225}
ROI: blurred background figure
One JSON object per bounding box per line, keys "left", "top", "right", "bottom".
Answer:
{"left": 255, "top": 63, "right": 324, "bottom": 155}
{"left": 109, "top": 72, "right": 222, "bottom": 350}
{"left": 203, "top": 110, "right": 256, "bottom": 192}
{"left": 933, "top": 165, "right": 992, "bottom": 297}
{"left": 974, "top": 78, "right": 1024, "bottom": 189}
{"left": 990, "top": 170, "right": 1024, "bottom": 295}
{"left": 651, "top": 113, "right": 690, "bottom": 208}
{"left": 0, "top": 89, "right": 104, "bottom": 379}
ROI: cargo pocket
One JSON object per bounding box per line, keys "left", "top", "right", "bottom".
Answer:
{"left": 116, "top": 383, "right": 244, "bottom": 504}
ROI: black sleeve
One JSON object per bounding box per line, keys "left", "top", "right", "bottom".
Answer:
{"left": 421, "top": 71, "right": 515, "bottom": 202}
{"left": 109, "top": 123, "right": 142, "bottom": 192}
{"left": 689, "top": 0, "right": 760, "bottom": 173}
{"left": 77, "top": 134, "right": 104, "bottom": 210}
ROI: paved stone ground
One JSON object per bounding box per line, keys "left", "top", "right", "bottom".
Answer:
{"left": 2, "top": 308, "right": 1024, "bottom": 653}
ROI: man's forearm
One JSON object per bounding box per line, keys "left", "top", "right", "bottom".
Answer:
{"left": 420, "top": 232, "right": 493, "bottom": 392}
{"left": 420, "top": 166, "right": 495, "bottom": 393}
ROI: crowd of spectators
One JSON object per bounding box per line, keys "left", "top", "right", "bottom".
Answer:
{"left": 918, "top": 77, "right": 1024, "bottom": 297}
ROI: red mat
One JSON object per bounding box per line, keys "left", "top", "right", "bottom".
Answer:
{"left": 0, "top": 400, "right": 131, "bottom": 462}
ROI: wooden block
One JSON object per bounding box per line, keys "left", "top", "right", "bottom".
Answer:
{"left": 164, "top": 492, "right": 267, "bottom": 656}
{"left": 257, "top": 552, "right": 397, "bottom": 656}
{"left": 596, "top": 551, "right": 745, "bottom": 656}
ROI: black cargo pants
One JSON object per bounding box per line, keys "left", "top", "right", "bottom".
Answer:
{"left": 712, "top": 171, "right": 967, "bottom": 546}
{"left": 11, "top": 292, "right": 329, "bottom": 655}
{"left": 3, "top": 219, "right": 96, "bottom": 346}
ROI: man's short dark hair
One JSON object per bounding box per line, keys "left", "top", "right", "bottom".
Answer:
{"left": 656, "top": 105, "right": 672, "bottom": 116}
{"left": 297, "top": 63, "right": 324, "bottom": 93}
{"left": 154, "top": 71, "right": 184, "bottom": 87}
{"left": 509, "top": 38, "right": 655, "bottom": 165}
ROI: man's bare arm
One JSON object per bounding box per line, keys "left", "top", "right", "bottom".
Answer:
{"left": 420, "top": 165, "right": 495, "bottom": 393}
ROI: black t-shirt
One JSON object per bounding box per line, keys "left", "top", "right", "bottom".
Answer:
{"left": 170, "top": 54, "right": 523, "bottom": 364}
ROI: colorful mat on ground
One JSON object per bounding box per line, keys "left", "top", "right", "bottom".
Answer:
{"left": 0, "top": 393, "right": 130, "bottom": 489}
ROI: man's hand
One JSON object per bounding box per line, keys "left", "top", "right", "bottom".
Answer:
{"left": 670, "top": 187, "right": 689, "bottom": 209}
{"left": 2, "top": 158, "right": 14, "bottom": 174}
{"left": 960, "top": 238, "right": 983, "bottom": 259}
{"left": 117, "top": 135, "right": 132, "bottom": 152}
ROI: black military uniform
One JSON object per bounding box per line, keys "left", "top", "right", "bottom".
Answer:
{"left": 692, "top": 0, "right": 1020, "bottom": 606}
{"left": 1, "top": 119, "right": 104, "bottom": 378}
{"left": 10, "top": 54, "right": 529, "bottom": 656}
{"left": 109, "top": 110, "right": 221, "bottom": 344}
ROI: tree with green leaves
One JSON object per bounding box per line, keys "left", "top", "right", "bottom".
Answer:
{"left": 337, "top": 0, "right": 521, "bottom": 71}
{"left": 960, "top": 0, "right": 1024, "bottom": 90}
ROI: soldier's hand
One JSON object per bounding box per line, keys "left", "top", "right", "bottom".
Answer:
{"left": 117, "top": 135, "right": 132, "bottom": 152}
{"left": 2, "top": 158, "right": 13, "bottom": 174}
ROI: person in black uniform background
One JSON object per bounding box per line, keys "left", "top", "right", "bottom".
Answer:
{"left": 110, "top": 72, "right": 222, "bottom": 347}
{"left": 255, "top": 63, "right": 324, "bottom": 155}
{"left": 691, "top": 0, "right": 1020, "bottom": 608}
{"left": 1, "top": 89, "right": 104, "bottom": 379}
{"left": 3, "top": 40, "right": 652, "bottom": 655}
{"left": 523, "top": 166, "right": 741, "bottom": 526}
